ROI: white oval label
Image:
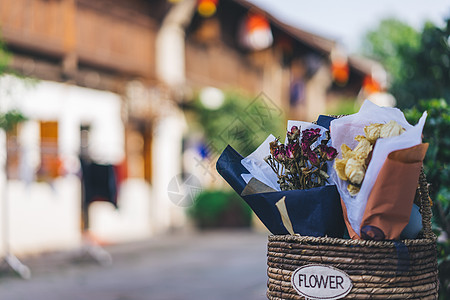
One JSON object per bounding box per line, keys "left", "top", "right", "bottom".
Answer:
{"left": 291, "top": 264, "right": 353, "bottom": 300}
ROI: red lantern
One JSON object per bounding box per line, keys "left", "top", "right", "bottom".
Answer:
{"left": 362, "top": 75, "right": 382, "bottom": 95}
{"left": 246, "top": 13, "right": 270, "bottom": 33}
{"left": 239, "top": 13, "right": 273, "bottom": 50}
{"left": 332, "top": 61, "right": 349, "bottom": 85}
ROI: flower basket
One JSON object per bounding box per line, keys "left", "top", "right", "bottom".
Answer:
{"left": 266, "top": 171, "right": 438, "bottom": 299}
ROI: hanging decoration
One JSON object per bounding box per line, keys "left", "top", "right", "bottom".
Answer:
{"left": 197, "top": 0, "right": 218, "bottom": 18}
{"left": 331, "top": 61, "right": 349, "bottom": 85}
{"left": 362, "top": 75, "right": 382, "bottom": 95}
{"left": 330, "top": 46, "right": 349, "bottom": 85}
{"left": 238, "top": 13, "right": 273, "bottom": 51}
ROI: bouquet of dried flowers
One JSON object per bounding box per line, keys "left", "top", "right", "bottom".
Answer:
{"left": 216, "top": 117, "right": 345, "bottom": 238}
{"left": 265, "top": 126, "right": 338, "bottom": 191}
{"left": 329, "top": 100, "right": 428, "bottom": 240}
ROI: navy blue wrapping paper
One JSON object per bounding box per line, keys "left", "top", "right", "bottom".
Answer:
{"left": 215, "top": 145, "right": 250, "bottom": 195}
{"left": 317, "top": 115, "right": 336, "bottom": 130}
{"left": 216, "top": 145, "right": 345, "bottom": 237}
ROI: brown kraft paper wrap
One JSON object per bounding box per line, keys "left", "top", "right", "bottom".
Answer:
{"left": 359, "top": 143, "right": 429, "bottom": 240}
{"left": 340, "top": 197, "right": 359, "bottom": 239}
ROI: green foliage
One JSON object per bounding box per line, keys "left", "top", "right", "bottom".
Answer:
{"left": 326, "top": 99, "right": 359, "bottom": 116}
{"left": 190, "top": 91, "right": 285, "bottom": 158}
{"left": 365, "top": 16, "right": 450, "bottom": 299}
{"left": 187, "top": 92, "right": 283, "bottom": 229}
{"left": 406, "top": 99, "right": 450, "bottom": 207}
{"left": 0, "top": 32, "right": 22, "bottom": 130}
{"left": 0, "top": 33, "right": 11, "bottom": 74}
{"left": 361, "top": 18, "right": 421, "bottom": 83}
{"left": 362, "top": 18, "right": 450, "bottom": 109}
{"left": 405, "top": 99, "right": 450, "bottom": 298}
{"left": 0, "top": 33, "right": 27, "bottom": 132}
{"left": 405, "top": 99, "right": 450, "bottom": 201}
{"left": 392, "top": 21, "right": 450, "bottom": 109}
{"left": 187, "top": 189, "right": 252, "bottom": 229}
{"left": 0, "top": 109, "right": 26, "bottom": 132}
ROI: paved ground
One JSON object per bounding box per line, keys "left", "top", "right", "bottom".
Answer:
{"left": 0, "top": 230, "right": 269, "bottom": 300}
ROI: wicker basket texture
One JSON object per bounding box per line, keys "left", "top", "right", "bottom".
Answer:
{"left": 267, "top": 171, "right": 438, "bottom": 299}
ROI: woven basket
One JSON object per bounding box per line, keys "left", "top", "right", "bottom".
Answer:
{"left": 267, "top": 171, "right": 439, "bottom": 299}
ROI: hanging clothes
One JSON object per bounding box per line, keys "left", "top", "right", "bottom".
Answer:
{"left": 80, "top": 158, "right": 118, "bottom": 208}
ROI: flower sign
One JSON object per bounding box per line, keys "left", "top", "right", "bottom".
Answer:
{"left": 291, "top": 264, "right": 353, "bottom": 300}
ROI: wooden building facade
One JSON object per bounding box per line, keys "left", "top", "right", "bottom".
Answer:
{"left": 0, "top": 0, "right": 380, "bottom": 254}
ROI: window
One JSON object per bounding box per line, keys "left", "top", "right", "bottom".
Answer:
{"left": 37, "top": 121, "right": 60, "bottom": 180}
{"left": 126, "top": 121, "right": 152, "bottom": 183}
{"left": 143, "top": 125, "right": 153, "bottom": 183}
{"left": 6, "top": 125, "right": 20, "bottom": 180}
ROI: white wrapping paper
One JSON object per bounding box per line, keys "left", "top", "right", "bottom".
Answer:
{"left": 329, "top": 100, "right": 427, "bottom": 236}
{"left": 241, "top": 134, "right": 281, "bottom": 191}
{"left": 241, "top": 121, "right": 328, "bottom": 191}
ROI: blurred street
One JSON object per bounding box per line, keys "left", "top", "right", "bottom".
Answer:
{"left": 0, "top": 230, "right": 268, "bottom": 300}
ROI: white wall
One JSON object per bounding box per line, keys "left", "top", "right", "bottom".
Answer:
{"left": 0, "top": 76, "right": 158, "bottom": 256}
{"left": 151, "top": 111, "right": 188, "bottom": 233}
{"left": 16, "top": 79, "right": 125, "bottom": 165}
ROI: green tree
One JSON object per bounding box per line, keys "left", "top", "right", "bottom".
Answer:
{"left": 189, "top": 92, "right": 285, "bottom": 158}
{"left": 361, "top": 18, "right": 421, "bottom": 84}
{"left": 0, "top": 32, "right": 27, "bottom": 132}
{"left": 362, "top": 18, "right": 450, "bottom": 109}
{"left": 0, "top": 36, "right": 10, "bottom": 74}
{"left": 405, "top": 100, "right": 450, "bottom": 299}
{"left": 364, "top": 18, "right": 450, "bottom": 298}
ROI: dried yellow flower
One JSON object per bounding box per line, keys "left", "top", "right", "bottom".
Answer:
{"left": 345, "top": 158, "right": 366, "bottom": 185}
{"left": 341, "top": 144, "right": 354, "bottom": 159}
{"left": 347, "top": 184, "right": 360, "bottom": 196}
{"left": 364, "top": 123, "right": 383, "bottom": 143}
{"left": 380, "top": 120, "right": 405, "bottom": 138}
{"left": 352, "top": 136, "right": 373, "bottom": 161}
{"left": 333, "top": 120, "right": 405, "bottom": 196}
{"left": 334, "top": 158, "right": 348, "bottom": 181}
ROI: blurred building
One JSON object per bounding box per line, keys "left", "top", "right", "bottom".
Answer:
{"left": 0, "top": 0, "right": 383, "bottom": 255}
{"left": 183, "top": 0, "right": 383, "bottom": 120}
